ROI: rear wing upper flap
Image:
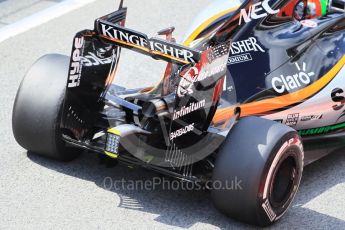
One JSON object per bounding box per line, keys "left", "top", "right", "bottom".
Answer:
{"left": 94, "top": 11, "right": 201, "bottom": 65}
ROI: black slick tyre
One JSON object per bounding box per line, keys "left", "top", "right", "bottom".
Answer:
{"left": 12, "top": 54, "right": 81, "bottom": 161}
{"left": 211, "top": 116, "right": 303, "bottom": 226}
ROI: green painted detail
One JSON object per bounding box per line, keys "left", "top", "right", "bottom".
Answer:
{"left": 298, "top": 122, "right": 345, "bottom": 136}
{"left": 320, "top": 0, "right": 329, "bottom": 16}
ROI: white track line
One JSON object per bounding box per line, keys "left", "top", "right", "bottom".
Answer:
{"left": 0, "top": 0, "right": 97, "bottom": 43}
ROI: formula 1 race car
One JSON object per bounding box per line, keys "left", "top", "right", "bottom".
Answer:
{"left": 12, "top": 0, "right": 345, "bottom": 226}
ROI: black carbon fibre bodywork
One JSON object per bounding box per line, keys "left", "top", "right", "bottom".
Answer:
{"left": 59, "top": 0, "right": 345, "bottom": 181}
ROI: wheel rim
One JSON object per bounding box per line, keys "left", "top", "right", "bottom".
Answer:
{"left": 269, "top": 153, "right": 298, "bottom": 208}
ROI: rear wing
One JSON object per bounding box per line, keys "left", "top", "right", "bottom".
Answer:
{"left": 95, "top": 20, "right": 201, "bottom": 65}
{"left": 60, "top": 6, "right": 201, "bottom": 141}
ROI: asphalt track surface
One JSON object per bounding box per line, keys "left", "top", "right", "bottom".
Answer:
{"left": 0, "top": 0, "right": 345, "bottom": 229}
{"left": 0, "top": 0, "right": 64, "bottom": 28}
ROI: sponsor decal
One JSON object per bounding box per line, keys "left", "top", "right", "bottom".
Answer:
{"left": 272, "top": 62, "right": 314, "bottom": 94}
{"left": 177, "top": 62, "right": 227, "bottom": 97}
{"left": 230, "top": 37, "right": 265, "bottom": 55}
{"left": 98, "top": 21, "right": 200, "bottom": 64}
{"left": 68, "top": 37, "right": 85, "bottom": 88}
{"left": 176, "top": 41, "right": 230, "bottom": 97}
{"left": 177, "top": 67, "right": 199, "bottom": 97}
{"left": 274, "top": 119, "right": 283, "bottom": 123}
{"left": 239, "top": 0, "right": 279, "bottom": 25}
{"left": 172, "top": 100, "right": 206, "bottom": 120}
{"left": 331, "top": 88, "right": 345, "bottom": 111}
{"left": 228, "top": 53, "right": 252, "bottom": 65}
{"left": 300, "top": 114, "right": 323, "bottom": 121}
{"left": 300, "top": 20, "right": 317, "bottom": 28}
{"left": 208, "top": 42, "right": 232, "bottom": 61}
{"left": 100, "top": 22, "right": 148, "bottom": 47}
{"left": 332, "top": 88, "right": 345, "bottom": 122}
{"left": 227, "top": 37, "right": 265, "bottom": 65}
{"left": 298, "top": 122, "right": 345, "bottom": 136}
{"left": 150, "top": 38, "right": 196, "bottom": 63}
{"left": 285, "top": 113, "right": 299, "bottom": 126}
{"left": 81, "top": 52, "right": 113, "bottom": 66}
{"left": 170, "top": 123, "right": 195, "bottom": 140}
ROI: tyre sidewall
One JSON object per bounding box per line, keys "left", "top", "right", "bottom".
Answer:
{"left": 211, "top": 117, "right": 304, "bottom": 226}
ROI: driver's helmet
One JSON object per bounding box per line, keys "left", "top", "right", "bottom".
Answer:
{"left": 305, "top": 0, "right": 329, "bottom": 18}
{"left": 280, "top": 0, "right": 329, "bottom": 20}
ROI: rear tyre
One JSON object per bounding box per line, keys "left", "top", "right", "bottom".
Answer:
{"left": 12, "top": 54, "right": 81, "bottom": 161}
{"left": 211, "top": 116, "right": 303, "bottom": 226}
